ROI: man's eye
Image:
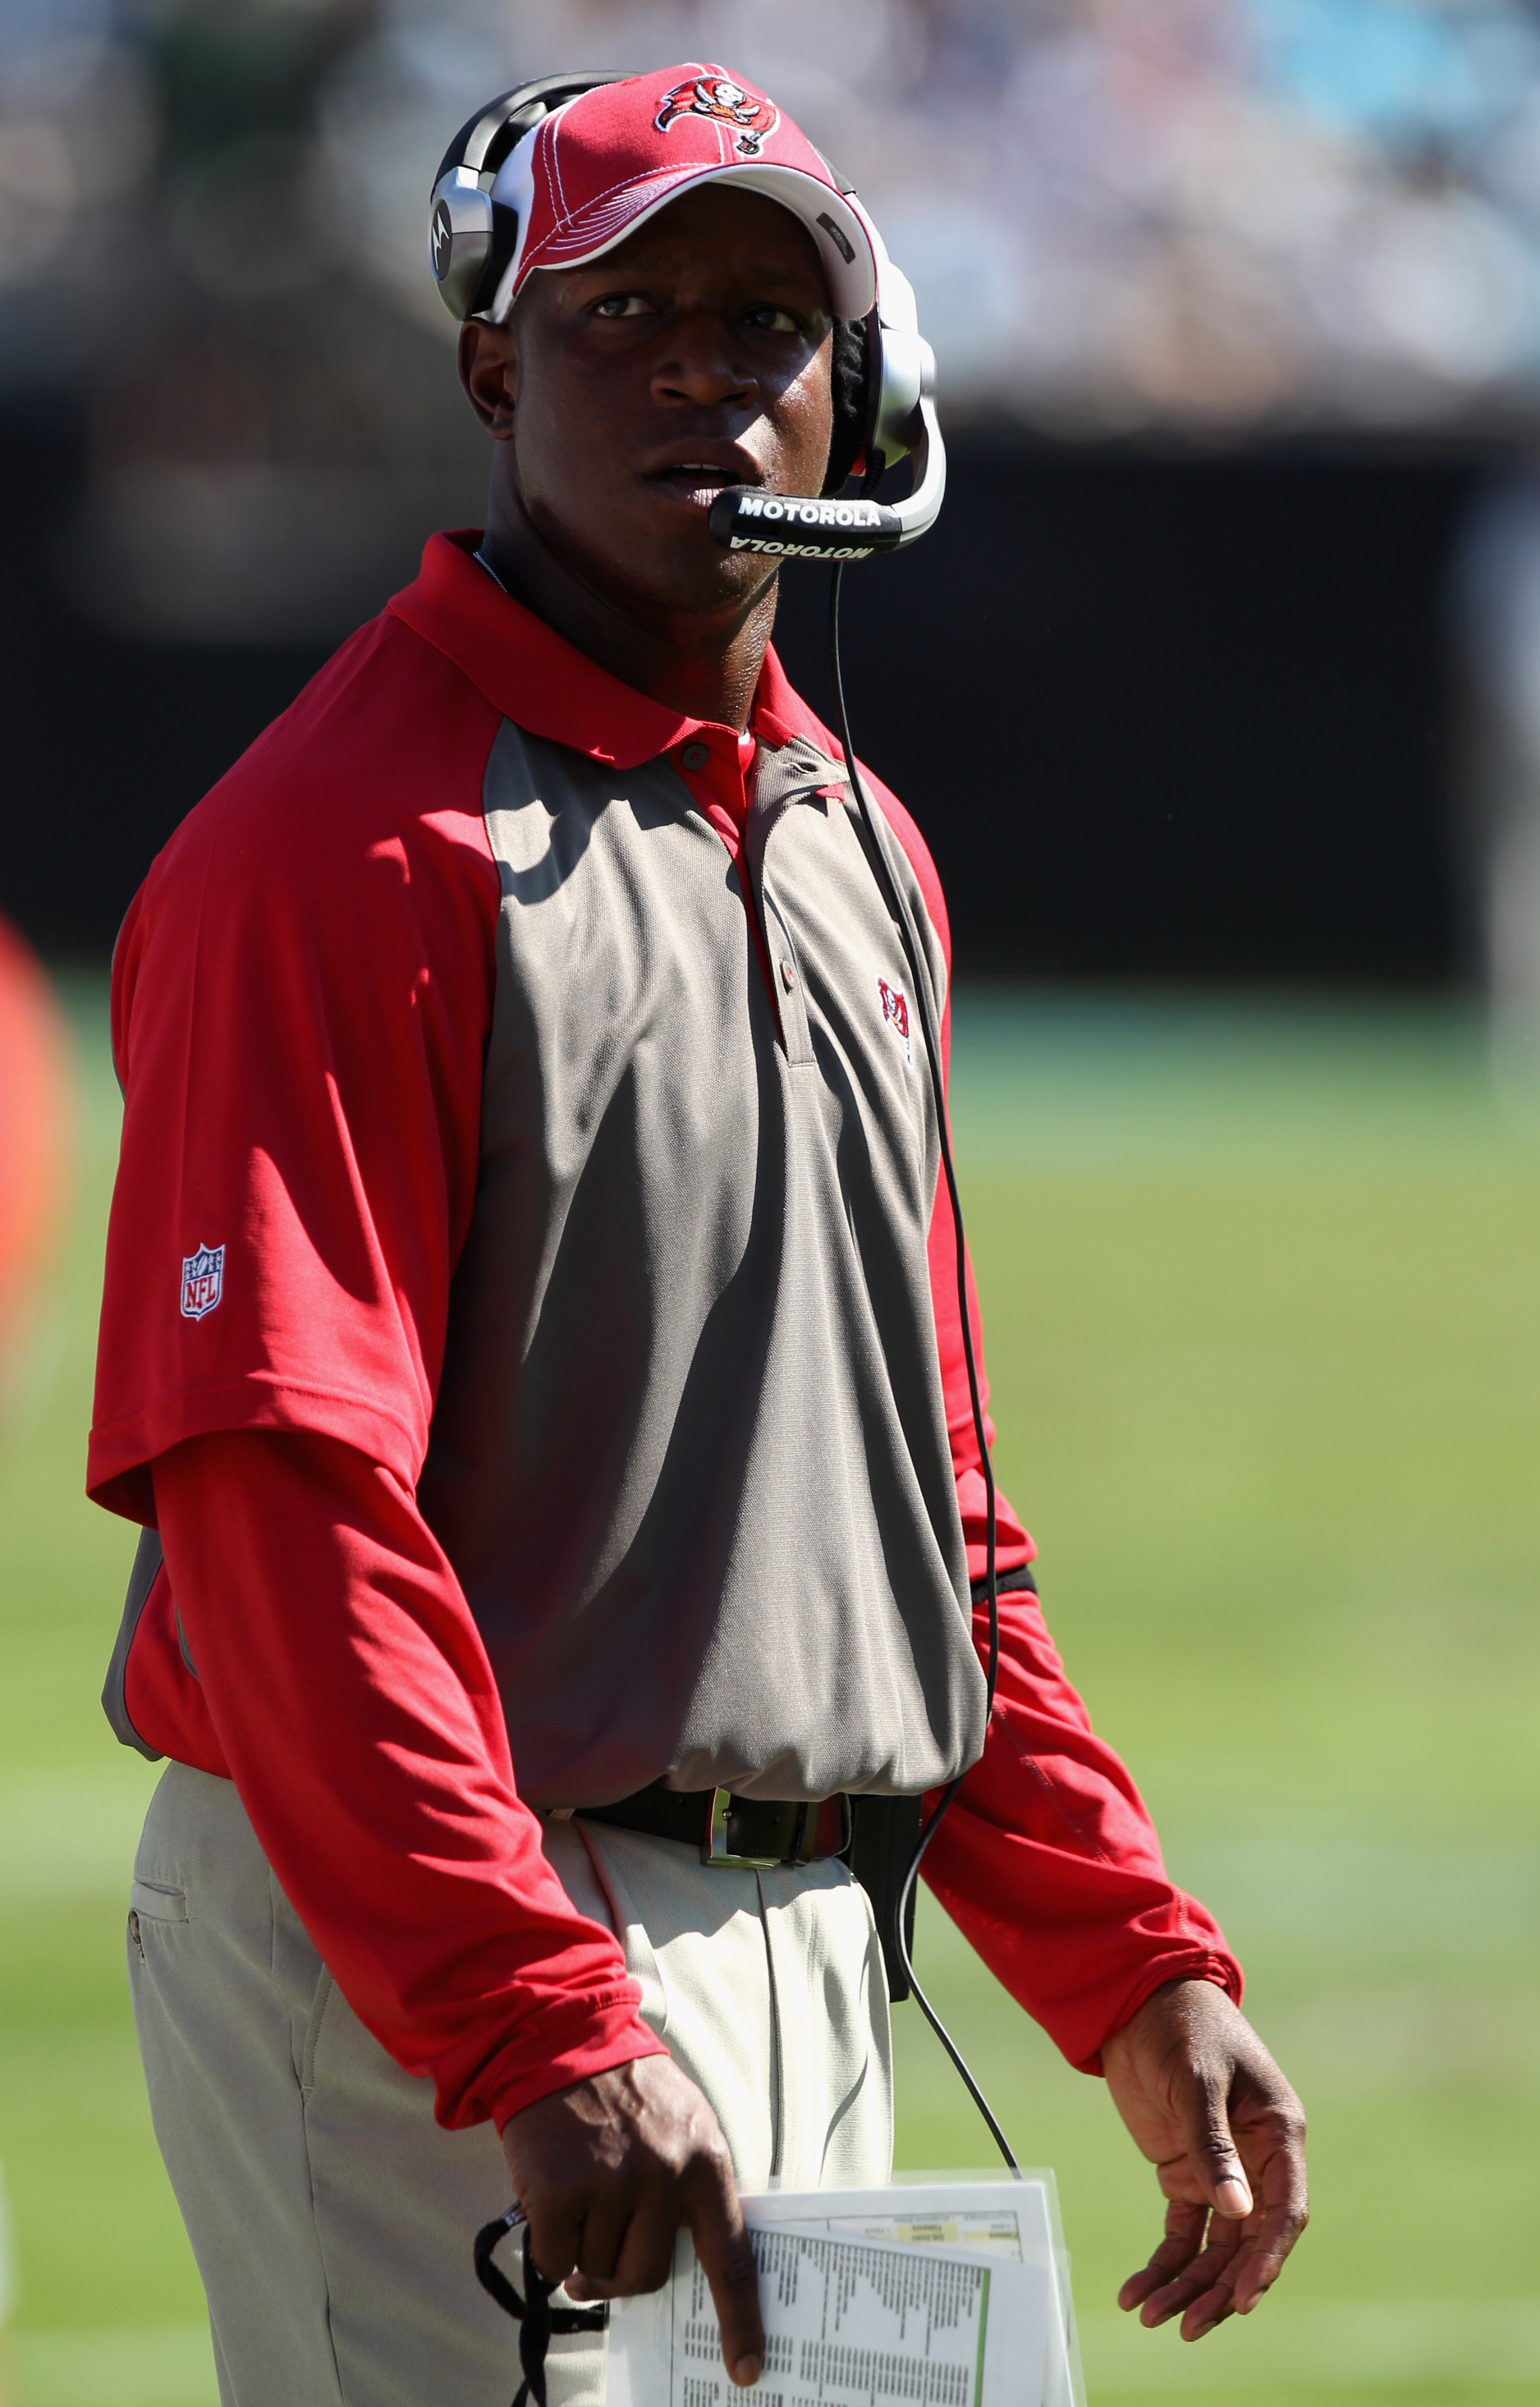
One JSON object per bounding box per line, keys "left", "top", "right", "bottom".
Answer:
{"left": 746, "top": 305, "right": 802, "bottom": 334}
{"left": 592, "top": 293, "right": 654, "bottom": 319}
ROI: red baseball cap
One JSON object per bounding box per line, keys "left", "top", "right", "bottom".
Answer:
{"left": 488, "top": 64, "right": 879, "bottom": 322}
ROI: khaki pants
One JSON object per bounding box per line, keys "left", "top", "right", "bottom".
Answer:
{"left": 128, "top": 1764, "right": 893, "bottom": 2407}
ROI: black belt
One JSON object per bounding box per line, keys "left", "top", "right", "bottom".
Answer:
{"left": 575, "top": 1785, "right": 926, "bottom": 2009}
{"left": 573, "top": 1571, "right": 1037, "bottom": 1874}
{"left": 578, "top": 1783, "right": 851, "bottom": 1870}
{"left": 572, "top": 1565, "right": 1038, "bottom": 1974}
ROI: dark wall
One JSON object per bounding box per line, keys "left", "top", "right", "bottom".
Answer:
{"left": 1, "top": 415, "right": 333, "bottom": 963}
{"left": 1, "top": 413, "right": 1484, "bottom": 980}
{"left": 773, "top": 436, "right": 1483, "bottom": 984}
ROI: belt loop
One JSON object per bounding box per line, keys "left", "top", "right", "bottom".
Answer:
{"left": 787, "top": 1798, "right": 850, "bottom": 1864}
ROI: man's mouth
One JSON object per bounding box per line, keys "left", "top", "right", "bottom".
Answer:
{"left": 645, "top": 461, "right": 759, "bottom": 509}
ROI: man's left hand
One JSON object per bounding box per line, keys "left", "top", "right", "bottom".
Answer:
{"left": 1102, "top": 1977, "right": 1308, "bottom": 2343}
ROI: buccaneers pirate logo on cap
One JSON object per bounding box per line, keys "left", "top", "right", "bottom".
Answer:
{"left": 654, "top": 72, "right": 780, "bottom": 157}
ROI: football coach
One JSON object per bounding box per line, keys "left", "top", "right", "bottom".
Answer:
{"left": 89, "top": 62, "right": 1307, "bottom": 2407}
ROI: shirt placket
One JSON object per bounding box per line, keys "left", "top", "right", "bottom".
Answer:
{"left": 673, "top": 728, "right": 785, "bottom": 1036}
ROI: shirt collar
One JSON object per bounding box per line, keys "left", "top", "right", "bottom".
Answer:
{"left": 387, "top": 530, "right": 837, "bottom": 770}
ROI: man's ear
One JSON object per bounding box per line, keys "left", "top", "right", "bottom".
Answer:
{"left": 458, "top": 319, "right": 518, "bottom": 439}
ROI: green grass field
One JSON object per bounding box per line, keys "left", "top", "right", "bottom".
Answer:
{"left": 2, "top": 979, "right": 1538, "bottom": 2406}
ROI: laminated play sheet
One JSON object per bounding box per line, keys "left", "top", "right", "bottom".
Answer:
{"left": 606, "top": 2178, "right": 1083, "bottom": 2407}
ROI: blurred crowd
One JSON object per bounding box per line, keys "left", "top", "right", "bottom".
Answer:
{"left": 9, "top": 0, "right": 1540, "bottom": 638}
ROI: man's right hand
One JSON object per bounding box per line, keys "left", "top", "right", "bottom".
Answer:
{"left": 500, "top": 2056, "right": 764, "bottom": 2386}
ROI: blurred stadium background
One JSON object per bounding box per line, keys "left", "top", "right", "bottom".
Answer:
{"left": 3, "top": 4, "right": 1540, "bottom": 2404}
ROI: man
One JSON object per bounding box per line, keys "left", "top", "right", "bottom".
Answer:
{"left": 91, "top": 65, "right": 1306, "bottom": 2407}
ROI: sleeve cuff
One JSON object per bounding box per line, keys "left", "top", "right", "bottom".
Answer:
{"left": 1074, "top": 1950, "right": 1245, "bottom": 2077}
{"left": 471, "top": 1994, "right": 669, "bottom": 2134}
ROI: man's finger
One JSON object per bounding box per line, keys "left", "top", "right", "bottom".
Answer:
{"left": 1234, "top": 2198, "right": 1310, "bottom": 2311}
{"left": 1231, "top": 2148, "right": 1310, "bottom": 2312}
{"left": 1141, "top": 2214, "right": 1246, "bottom": 2333}
{"left": 685, "top": 2151, "right": 765, "bottom": 2386}
{"left": 570, "top": 2191, "right": 636, "bottom": 2287}
{"left": 521, "top": 2185, "right": 588, "bottom": 2288}
{"left": 1178, "top": 2080, "right": 1252, "bottom": 2220}
{"left": 1117, "top": 2201, "right": 1208, "bottom": 2312}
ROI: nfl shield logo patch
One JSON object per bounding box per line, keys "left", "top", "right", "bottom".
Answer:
{"left": 180, "top": 1242, "right": 225, "bottom": 1321}
{"left": 876, "top": 976, "right": 913, "bottom": 1065}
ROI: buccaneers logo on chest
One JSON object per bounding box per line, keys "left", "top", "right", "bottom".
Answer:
{"left": 877, "top": 977, "right": 913, "bottom": 1067}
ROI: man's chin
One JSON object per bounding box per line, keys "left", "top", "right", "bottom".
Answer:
{"left": 587, "top": 521, "right": 776, "bottom": 624}
{"left": 516, "top": 479, "right": 780, "bottom": 630}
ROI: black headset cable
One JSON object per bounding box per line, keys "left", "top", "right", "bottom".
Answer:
{"left": 826, "top": 562, "right": 1020, "bottom": 2177}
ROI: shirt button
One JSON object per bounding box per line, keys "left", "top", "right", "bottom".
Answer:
{"left": 780, "top": 959, "right": 795, "bottom": 992}
{"left": 680, "top": 740, "right": 710, "bottom": 771}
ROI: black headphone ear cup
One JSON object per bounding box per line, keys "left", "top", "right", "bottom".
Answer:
{"left": 430, "top": 70, "right": 632, "bottom": 322}
{"left": 822, "top": 317, "right": 871, "bottom": 496}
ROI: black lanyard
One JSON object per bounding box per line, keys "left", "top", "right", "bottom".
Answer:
{"left": 474, "top": 2206, "right": 610, "bottom": 2407}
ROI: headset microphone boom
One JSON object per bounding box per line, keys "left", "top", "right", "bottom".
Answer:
{"left": 705, "top": 218, "right": 946, "bottom": 559}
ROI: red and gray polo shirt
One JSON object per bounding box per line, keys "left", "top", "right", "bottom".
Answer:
{"left": 91, "top": 527, "right": 1034, "bottom": 1805}
{"left": 88, "top": 531, "right": 1239, "bottom": 2125}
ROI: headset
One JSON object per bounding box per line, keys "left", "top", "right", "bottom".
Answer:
{"left": 436, "top": 85, "right": 1013, "bottom": 2315}
{"left": 428, "top": 73, "right": 946, "bottom": 552}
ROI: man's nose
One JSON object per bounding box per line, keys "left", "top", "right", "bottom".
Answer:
{"left": 653, "top": 311, "right": 756, "bottom": 409}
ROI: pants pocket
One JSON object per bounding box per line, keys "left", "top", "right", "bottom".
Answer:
{"left": 131, "top": 1876, "right": 190, "bottom": 1924}
{"left": 128, "top": 1876, "right": 190, "bottom": 1960}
